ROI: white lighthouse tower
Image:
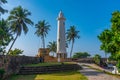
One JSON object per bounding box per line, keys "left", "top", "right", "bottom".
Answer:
{"left": 57, "top": 11, "right": 66, "bottom": 58}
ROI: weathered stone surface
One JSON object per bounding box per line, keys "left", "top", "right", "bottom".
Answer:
{"left": 0, "top": 55, "right": 39, "bottom": 79}
{"left": 5, "top": 56, "right": 39, "bottom": 74}
{"left": 18, "top": 64, "right": 81, "bottom": 75}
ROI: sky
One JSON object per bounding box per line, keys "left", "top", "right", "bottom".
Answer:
{"left": 1, "top": 0, "right": 120, "bottom": 57}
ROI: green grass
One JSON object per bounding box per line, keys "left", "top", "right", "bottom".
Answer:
{"left": 23, "top": 62, "right": 76, "bottom": 67}
{"left": 10, "top": 71, "right": 88, "bottom": 80}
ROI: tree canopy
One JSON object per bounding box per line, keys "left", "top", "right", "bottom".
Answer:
{"left": 0, "top": 0, "right": 8, "bottom": 14}
{"left": 47, "top": 41, "right": 56, "bottom": 57}
{"left": 7, "top": 6, "right": 33, "bottom": 54}
{"left": 66, "top": 26, "right": 80, "bottom": 58}
{"left": 35, "top": 20, "right": 50, "bottom": 48}
{"left": 0, "top": 19, "right": 13, "bottom": 54}
{"left": 8, "top": 48, "right": 23, "bottom": 56}
{"left": 98, "top": 11, "right": 120, "bottom": 68}
{"left": 47, "top": 41, "right": 56, "bottom": 53}
{"left": 98, "top": 11, "right": 120, "bottom": 56}
{"left": 73, "top": 52, "right": 90, "bottom": 58}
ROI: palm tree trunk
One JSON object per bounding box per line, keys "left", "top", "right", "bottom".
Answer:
{"left": 70, "top": 40, "right": 74, "bottom": 58}
{"left": 42, "top": 36, "right": 44, "bottom": 48}
{"left": 53, "top": 52, "right": 54, "bottom": 57}
{"left": 43, "top": 35, "right": 45, "bottom": 49}
{"left": 7, "top": 34, "right": 18, "bottom": 54}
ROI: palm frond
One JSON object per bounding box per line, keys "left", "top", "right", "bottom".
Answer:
{"left": 8, "top": 6, "right": 33, "bottom": 36}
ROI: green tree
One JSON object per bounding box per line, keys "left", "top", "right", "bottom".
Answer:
{"left": 47, "top": 41, "right": 56, "bottom": 57}
{"left": 98, "top": 11, "right": 120, "bottom": 69}
{"left": 99, "top": 12, "right": 120, "bottom": 54}
{"left": 110, "top": 11, "right": 120, "bottom": 54}
{"left": 8, "top": 48, "right": 23, "bottom": 56}
{"left": 98, "top": 29, "right": 113, "bottom": 58}
{"left": 0, "top": 19, "right": 13, "bottom": 68}
{"left": 108, "top": 53, "right": 117, "bottom": 61}
{"left": 93, "top": 54, "right": 101, "bottom": 65}
{"left": 0, "top": 19, "right": 13, "bottom": 54}
{"left": 35, "top": 20, "right": 50, "bottom": 49}
{"left": 73, "top": 52, "right": 90, "bottom": 58}
{"left": 7, "top": 6, "right": 33, "bottom": 54}
{"left": 66, "top": 26, "right": 80, "bottom": 58}
{"left": 0, "top": 0, "right": 8, "bottom": 14}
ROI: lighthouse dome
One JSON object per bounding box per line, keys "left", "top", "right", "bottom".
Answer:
{"left": 59, "top": 11, "right": 64, "bottom": 18}
{"left": 57, "top": 11, "right": 66, "bottom": 20}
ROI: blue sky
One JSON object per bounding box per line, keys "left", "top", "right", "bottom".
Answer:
{"left": 2, "top": 0, "right": 120, "bottom": 57}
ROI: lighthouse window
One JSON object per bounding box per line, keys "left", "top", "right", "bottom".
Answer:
{"left": 58, "top": 39, "right": 60, "bottom": 42}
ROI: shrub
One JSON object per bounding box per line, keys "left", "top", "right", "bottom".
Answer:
{"left": 116, "top": 60, "right": 120, "bottom": 72}
{"left": 93, "top": 54, "right": 101, "bottom": 65}
{"left": 73, "top": 52, "right": 90, "bottom": 58}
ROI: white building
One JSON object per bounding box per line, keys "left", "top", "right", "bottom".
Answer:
{"left": 57, "top": 11, "right": 67, "bottom": 58}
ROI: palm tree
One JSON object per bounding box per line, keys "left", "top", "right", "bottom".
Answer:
{"left": 7, "top": 6, "right": 33, "bottom": 54}
{"left": 0, "top": 19, "right": 12, "bottom": 53}
{"left": 0, "top": 19, "right": 13, "bottom": 67}
{"left": 66, "top": 26, "right": 80, "bottom": 58}
{"left": 0, "top": 0, "right": 8, "bottom": 14}
{"left": 47, "top": 41, "right": 56, "bottom": 57}
{"left": 35, "top": 20, "right": 50, "bottom": 49}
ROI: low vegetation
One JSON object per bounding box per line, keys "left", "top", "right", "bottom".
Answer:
{"left": 93, "top": 54, "right": 101, "bottom": 65}
{"left": 10, "top": 71, "right": 88, "bottom": 80}
{"left": 8, "top": 48, "right": 23, "bottom": 56}
{"left": 73, "top": 52, "right": 90, "bottom": 58}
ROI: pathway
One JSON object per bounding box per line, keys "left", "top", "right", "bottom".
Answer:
{"left": 79, "top": 63, "right": 120, "bottom": 80}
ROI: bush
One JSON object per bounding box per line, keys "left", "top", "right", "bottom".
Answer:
{"left": 116, "top": 61, "right": 120, "bottom": 68}
{"left": 93, "top": 54, "right": 101, "bottom": 65}
{"left": 116, "top": 60, "right": 120, "bottom": 72}
{"left": 0, "top": 68, "right": 5, "bottom": 79}
{"left": 73, "top": 52, "right": 90, "bottom": 58}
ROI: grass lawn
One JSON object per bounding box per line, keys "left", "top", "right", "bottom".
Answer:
{"left": 10, "top": 71, "right": 88, "bottom": 80}
{"left": 23, "top": 62, "right": 76, "bottom": 67}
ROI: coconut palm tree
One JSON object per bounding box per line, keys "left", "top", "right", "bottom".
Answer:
{"left": 0, "top": 0, "right": 8, "bottom": 14}
{"left": 35, "top": 20, "right": 50, "bottom": 49}
{"left": 47, "top": 41, "right": 56, "bottom": 57}
{"left": 7, "top": 6, "right": 33, "bottom": 54}
{"left": 0, "top": 19, "right": 12, "bottom": 54}
{"left": 66, "top": 26, "right": 80, "bottom": 58}
{"left": 0, "top": 19, "right": 13, "bottom": 67}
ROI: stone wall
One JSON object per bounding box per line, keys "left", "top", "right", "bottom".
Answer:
{"left": 72, "top": 58, "right": 107, "bottom": 63}
{"left": 5, "top": 56, "right": 39, "bottom": 74}
{"left": 0, "top": 55, "right": 5, "bottom": 68}
{"left": 0, "top": 55, "right": 40, "bottom": 79}
{"left": 19, "top": 64, "right": 81, "bottom": 75}
{"left": 44, "top": 56, "right": 73, "bottom": 62}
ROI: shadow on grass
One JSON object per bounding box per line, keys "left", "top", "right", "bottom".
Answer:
{"left": 10, "top": 74, "right": 37, "bottom": 80}
{"left": 10, "top": 71, "right": 87, "bottom": 80}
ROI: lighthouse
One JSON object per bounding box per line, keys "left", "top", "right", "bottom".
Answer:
{"left": 57, "top": 11, "right": 66, "bottom": 58}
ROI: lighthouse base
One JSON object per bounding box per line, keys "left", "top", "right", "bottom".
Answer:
{"left": 57, "top": 53, "right": 67, "bottom": 58}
